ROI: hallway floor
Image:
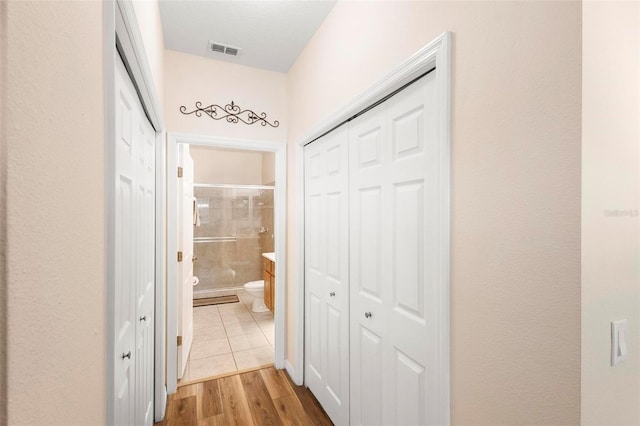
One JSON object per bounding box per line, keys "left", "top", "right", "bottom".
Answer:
{"left": 157, "top": 366, "right": 332, "bottom": 425}
{"left": 179, "top": 293, "right": 274, "bottom": 384}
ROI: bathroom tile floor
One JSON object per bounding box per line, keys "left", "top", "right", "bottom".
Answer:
{"left": 178, "top": 292, "right": 274, "bottom": 385}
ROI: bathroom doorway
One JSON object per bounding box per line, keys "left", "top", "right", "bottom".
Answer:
{"left": 164, "top": 134, "right": 286, "bottom": 393}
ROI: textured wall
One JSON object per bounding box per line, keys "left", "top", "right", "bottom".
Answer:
{"left": 582, "top": 2, "right": 640, "bottom": 424}
{"left": 3, "top": 1, "right": 106, "bottom": 424}
{"left": 132, "top": 0, "right": 165, "bottom": 105}
{"left": 164, "top": 49, "right": 286, "bottom": 144}
{"left": 287, "top": 2, "right": 581, "bottom": 423}
{"left": 190, "top": 146, "right": 263, "bottom": 185}
{"left": 262, "top": 152, "right": 275, "bottom": 185}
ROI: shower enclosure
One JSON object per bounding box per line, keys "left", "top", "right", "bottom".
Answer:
{"left": 193, "top": 184, "right": 274, "bottom": 298}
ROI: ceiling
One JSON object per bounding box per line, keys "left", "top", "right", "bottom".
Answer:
{"left": 158, "top": 1, "right": 337, "bottom": 73}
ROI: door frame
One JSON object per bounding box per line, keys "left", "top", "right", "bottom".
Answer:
{"left": 165, "top": 133, "right": 287, "bottom": 394}
{"left": 105, "top": 0, "right": 166, "bottom": 424}
{"left": 295, "top": 32, "right": 451, "bottom": 419}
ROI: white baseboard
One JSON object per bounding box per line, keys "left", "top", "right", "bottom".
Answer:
{"left": 285, "top": 359, "right": 303, "bottom": 386}
{"left": 154, "top": 385, "right": 167, "bottom": 422}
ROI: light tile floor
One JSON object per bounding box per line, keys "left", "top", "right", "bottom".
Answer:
{"left": 179, "top": 293, "right": 274, "bottom": 384}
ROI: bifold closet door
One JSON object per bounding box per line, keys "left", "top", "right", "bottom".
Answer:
{"left": 114, "top": 55, "right": 156, "bottom": 426}
{"left": 304, "top": 127, "right": 350, "bottom": 425}
{"left": 134, "top": 91, "right": 156, "bottom": 426}
{"left": 349, "top": 71, "right": 446, "bottom": 425}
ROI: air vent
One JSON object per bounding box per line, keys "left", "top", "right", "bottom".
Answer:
{"left": 224, "top": 47, "right": 239, "bottom": 56}
{"left": 210, "top": 43, "right": 225, "bottom": 53}
{"left": 208, "top": 41, "right": 241, "bottom": 57}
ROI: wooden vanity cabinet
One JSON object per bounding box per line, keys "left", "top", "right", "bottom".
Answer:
{"left": 263, "top": 258, "right": 274, "bottom": 312}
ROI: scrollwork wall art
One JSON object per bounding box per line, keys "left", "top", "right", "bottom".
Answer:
{"left": 179, "top": 101, "right": 279, "bottom": 128}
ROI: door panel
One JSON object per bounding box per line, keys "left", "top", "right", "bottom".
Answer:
{"left": 304, "top": 128, "right": 350, "bottom": 425}
{"left": 135, "top": 113, "right": 156, "bottom": 426}
{"left": 115, "top": 55, "right": 155, "bottom": 426}
{"left": 349, "top": 104, "right": 388, "bottom": 426}
{"left": 359, "top": 327, "right": 383, "bottom": 426}
{"left": 356, "top": 187, "right": 382, "bottom": 301}
{"left": 393, "top": 181, "right": 425, "bottom": 321}
{"left": 350, "top": 72, "right": 439, "bottom": 425}
{"left": 115, "top": 81, "right": 135, "bottom": 425}
{"left": 177, "top": 144, "right": 194, "bottom": 378}
{"left": 394, "top": 349, "right": 425, "bottom": 426}
{"left": 307, "top": 293, "right": 323, "bottom": 380}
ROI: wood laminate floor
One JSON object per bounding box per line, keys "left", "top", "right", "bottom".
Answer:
{"left": 156, "top": 366, "right": 333, "bottom": 426}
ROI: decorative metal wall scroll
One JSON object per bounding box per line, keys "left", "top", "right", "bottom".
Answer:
{"left": 179, "top": 101, "right": 279, "bottom": 128}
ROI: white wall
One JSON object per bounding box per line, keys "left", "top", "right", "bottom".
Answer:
{"left": 0, "top": 1, "right": 7, "bottom": 423}
{"left": 287, "top": 2, "right": 581, "bottom": 423}
{"left": 582, "top": 2, "right": 640, "bottom": 424}
{"left": 132, "top": 0, "right": 165, "bottom": 105}
{"left": 262, "top": 152, "right": 275, "bottom": 185}
{"left": 190, "top": 146, "right": 263, "bottom": 185}
{"left": 164, "top": 49, "right": 286, "bottom": 144}
{"left": 2, "top": 1, "right": 106, "bottom": 424}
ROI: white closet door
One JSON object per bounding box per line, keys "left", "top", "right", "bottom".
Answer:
{"left": 134, "top": 105, "right": 156, "bottom": 426}
{"left": 114, "top": 55, "right": 137, "bottom": 426}
{"left": 304, "top": 127, "right": 350, "bottom": 425}
{"left": 114, "top": 55, "right": 156, "bottom": 426}
{"left": 350, "top": 72, "right": 442, "bottom": 425}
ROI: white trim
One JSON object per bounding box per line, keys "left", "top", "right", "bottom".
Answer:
{"left": 292, "top": 143, "right": 305, "bottom": 386}
{"left": 107, "top": 0, "right": 167, "bottom": 423}
{"left": 104, "top": 3, "right": 116, "bottom": 425}
{"left": 166, "top": 133, "right": 287, "bottom": 393}
{"left": 284, "top": 360, "right": 298, "bottom": 386}
{"left": 165, "top": 134, "right": 178, "bottom": 394}
{"left": 296, "top": 33, "right": 448, "bottom": 147}
{"left": 114, "top": 0, "right": 164, "bottom": 130}
{"left": 295, "top": 32, "right": 451, "bottom": 420}
{"left": 194, "top": 183, "right": 276, "bottom": 190}
{"left": 154, "top": 129, "right": 167, "bottom": 420}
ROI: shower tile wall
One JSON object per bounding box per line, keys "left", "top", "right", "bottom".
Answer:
{"left": 194, "top": 187, "right": 274, "bottom": 295}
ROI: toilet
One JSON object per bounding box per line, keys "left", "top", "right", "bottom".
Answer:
{"left": 243, "top": 280, "right": 269, "bottom": 313}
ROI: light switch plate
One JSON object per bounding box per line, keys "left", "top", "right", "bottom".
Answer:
{"left": 611, "top": 319, "right": 628, "bottom": 366}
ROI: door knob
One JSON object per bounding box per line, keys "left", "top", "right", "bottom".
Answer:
{"left": 122, "top": 351, "right": 131, "bottom": 360}
{"left": 364, "top": 312, "right": 372, "bottom": 318}
{"left": 139, "top": 316, "right": 146, "bottom": 322}
{"left": 329, "top": 292, "right": 335, "bottom": 297}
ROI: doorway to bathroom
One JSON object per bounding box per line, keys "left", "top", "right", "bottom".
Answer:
{"left": 164, "top": 134, "right": 287, "bottom": 393}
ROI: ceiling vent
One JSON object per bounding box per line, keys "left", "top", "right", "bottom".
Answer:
{"left": 208, "top": 41, "right": 241, "bottom": 57}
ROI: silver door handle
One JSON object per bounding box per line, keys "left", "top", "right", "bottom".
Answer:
{"left": 122, "top": 351, "right": 131, "bottom": 360}
{"left": 364, "top": 312, "right": 372, "bottom": 318}
{"left": 329, "top": 292, "right": 335, "bottom": 297}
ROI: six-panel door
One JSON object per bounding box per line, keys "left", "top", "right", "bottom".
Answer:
{"left": 304, "top": 70, "right": 444, "bottom": 425}
{"left": 304, "top": 127, "right": 350, "bottom": 425}
{"left": 349, "top": 72, "right": 439, "bottom": 426}
{"left": 115, "top": 55, "right": 156, "bottom": 426}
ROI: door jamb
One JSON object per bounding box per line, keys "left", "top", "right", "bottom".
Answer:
{"left": 105, "top": 0, "right": 166, "bottom": 423}
{"left": 165, "top": 133, "right": 287, "bottom": 394}
{"left": 294, "top": 32, "right": 451, "bottom": 420}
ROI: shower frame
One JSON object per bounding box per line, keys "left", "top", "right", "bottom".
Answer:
{"left": 192, "top": 183, "right": 275, "bottom": 297}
